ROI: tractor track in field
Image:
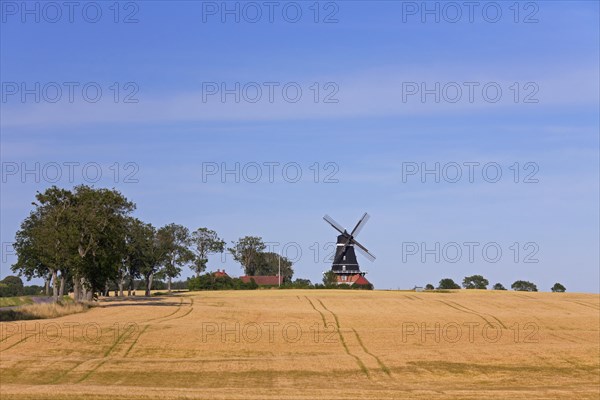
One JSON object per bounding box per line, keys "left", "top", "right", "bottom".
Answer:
{"left": 316, "top": 298, "right": 370, "bottom": 379}
{"left": 437, "top": 300, "right": 506, "bottom": 329}
{"left": 103, "top": 323, "right": 139, "bottom": 357}
{"left": 304, "top": 297, "right": 369, "bottom": 378}
{"left": 304, "top": 296, "right": 327, "bottom": 327}
{"left": 548, "top": 332, "right": 578, "bottom": 344}
{"left": 563, "top": 331, "right": 595, "bottom": 344}
{"left": 118, "top": 296, "right": 194, "bottom": 360}
{"left": 0, "top": 331, "right": 18, "bottom": 343}
{"left": 455, "top": 301, "right": 507, "bottom": 329}
{"left": 58, "top": 312, "right": 153, "bottom": 383}
{"left": 316, "top": 298, "right": 392, "bottom": 380}
{"left": 513, "top": 293, "right": 538, "bottom": 300}
{"left": 1, "top": 321, "right": 47, "bottom": 350}
{"left": 3, "top": 295, "right": 188, "bottom": 347}
{"left": 49, "top": 356, "right": 107, "bottom": 385}
{"left": 49, "top": 360, "right": 87, "bottom": 384}
{"left": 75, "top": 359, "right": 107, "bottom": 383}
{"left": 143, "top": 298, "right": 184, "bottom": 322}
{"left": 53, "top": 320, "right": 144, "bottom": 384}
{"left": 123, "top": 324, "right": 149, "bottom": 358}
{"left": 163, "top": 306, "right": 194, "bottom": 321}
{"left": 351, "top": 328, "right": 391, "bottom": 377}
{"left": 156, "top": 297, "right": 194, "bottom": 323}
{"left": 0, "top": 334, "right": 30, "bottom": 351}
{"left": 567, "top": 300, "right": 600, "bottom": 311}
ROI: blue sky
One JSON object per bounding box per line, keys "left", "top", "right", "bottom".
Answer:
{"left": 1, "top": 1, "right": 598, "bottom": 292}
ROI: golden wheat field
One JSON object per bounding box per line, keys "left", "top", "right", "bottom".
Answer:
{"left": 0, "top": 290, "right": 598, "bottom": 399}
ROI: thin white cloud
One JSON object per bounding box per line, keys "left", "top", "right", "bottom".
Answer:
{"left": 1, "top": 64, "right": 597, "bottom": 128}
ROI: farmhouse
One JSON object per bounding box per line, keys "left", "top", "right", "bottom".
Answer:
{"left": 336, "top": 273, "right": 371, "bottom": 287}
{"left": 213, "top": 269, "right": 229, "bottom": 278}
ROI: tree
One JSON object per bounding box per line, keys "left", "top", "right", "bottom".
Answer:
{"left": 187, "top": 272, "right": 258, "bottom": 291}
{"left": 123, "top": 218, "right": 162, "bottom": 296}
{"left": 511, "top": 280, "right": 538, "bottom": 292}
{"left": 425, "top": 284, "right": 434, "bottom": 290}
{"left": 462, "top": 275, "right": 489, "bottom": 289}
{"left": 190, "top": 228, "right": 225, "bottom": 277}
{"left": 438, "top": 278, "right": 460, "bottom": 289}
{"left": 0, "top": 276, "right": 24, "bottom": 297}
{"left": 288, "top": 278, "right": 312, "bottom": 288}
{"left": 492, "top": 283, "right": 506, "bottom": 290}
{"left": 323, "top": 270, "right": 338, "bottom": 287}
{"left": 254, "top": 252, "right": 294, "bottom": 282}
{"left": 11, "top": 212, "right": 50, "bottom": 294}
{"left": 69, "top": 185, "right": 135, "bottom": 301}
{"left": 157, "top": 224, "right": 193, "bottom": 293}
{"left": 12, "top": 187, "right": 77, "bottom": 302}
{"left": 228, "top": 236, "right": 266, "bottom": 276}
{"left": 551, "top": 283, "right": 566, "bottom": 292}
{"left": 12, "top": 186, "right": 134, "bottom": 302}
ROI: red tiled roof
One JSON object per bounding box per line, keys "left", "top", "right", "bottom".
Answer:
{"left": 214, "top": 269, "right": 229, "bottom": 278}
{"left": 240, "top": 275, "right": 282, "bottom": 286}
{"left": 351, "top": 275, "right": 371, "bottom": 286}
{"left": 336, "top": 274, "right": 371, "bottom": 286}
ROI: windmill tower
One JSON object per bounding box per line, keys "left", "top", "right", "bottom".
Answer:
{"left": 323, "top": 213, "right": 376, "bottom": 285}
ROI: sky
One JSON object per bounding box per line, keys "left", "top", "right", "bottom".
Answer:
{"left": 0, "top": 1, "right": 598, "bottom": 292}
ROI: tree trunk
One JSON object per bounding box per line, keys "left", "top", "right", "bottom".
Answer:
{"left": 168, "top": 276, "right": 172, "bottom": 293}
{"left": 81, "top": 278, "right": 89, "bottom": 302}
{"left": 145, "top": 272, "right": 154, "bottom": 296}
{"left": 118, "top": 279, "right": 124, "bottom": 297}
{"left": 51, "top": 270, "right": 59, "bottom": 303}
{"left": 44, "top": 277, "right": 50, "bottom": 296}
{"left": 73, "top": 277, "right": 81, "bottom": 303}
{"left": 59, "top": 274, "right": 65, "bottom": 298}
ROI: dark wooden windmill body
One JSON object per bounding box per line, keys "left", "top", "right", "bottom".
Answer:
{"left": 323, "top": 213, "right": 376, "bottom": 284}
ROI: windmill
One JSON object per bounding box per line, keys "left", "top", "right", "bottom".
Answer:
{"left": 323, "top": 213, "right": 376, "bottom": 285}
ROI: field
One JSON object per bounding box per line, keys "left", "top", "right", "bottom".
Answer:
{"left": 0, "top": 297, "right": 33, "bottom": 308}
{"left": 0, "top": 290, "right": 598, "bottom": 399}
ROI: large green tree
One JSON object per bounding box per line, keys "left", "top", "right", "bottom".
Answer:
{"left": 157, "top": 224, "right": 193, "bottom": 293}
{"left": 12, "top": 187, "right": 77, "bottom": 302}
{"left": 322, "top": 270, "right": 338, "bottom": 287}
{"left": 254, "top": 252, "right": 293, "bottom": 282}
{"left": 12, "top": 186, "right": 134, "bottom": 302}
{"left": 437, "top": 278, "right": 461, "bottom": 290}
{"left": 511, "top": 280, "right": 538, "bottom": 292}
{"left": 462, "top": 275, "right": 489, "bottom": 289}
{"left": 69, "top": 186, "right": 134, "bottom": 301}
{"left": 125, "top": 219, "right": 163, "bottom": 296}
{"left": 551, "top": 283, "right": 566, "bottom": 292}
{"left": 228, "top": 236, "right": 265, "bottom": 276}
{"left": 190, "top": 228, "right": 225, "bottom": 277}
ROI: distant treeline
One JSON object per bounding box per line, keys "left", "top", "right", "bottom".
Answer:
{"left": 0, "top": 276, "right": 44, "bottom": 297}
{"left": 426, "top": 276, "right": 566, "bottom": 292}
{"left": 186, "top": 273, "right": 372, "bottom": 291}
